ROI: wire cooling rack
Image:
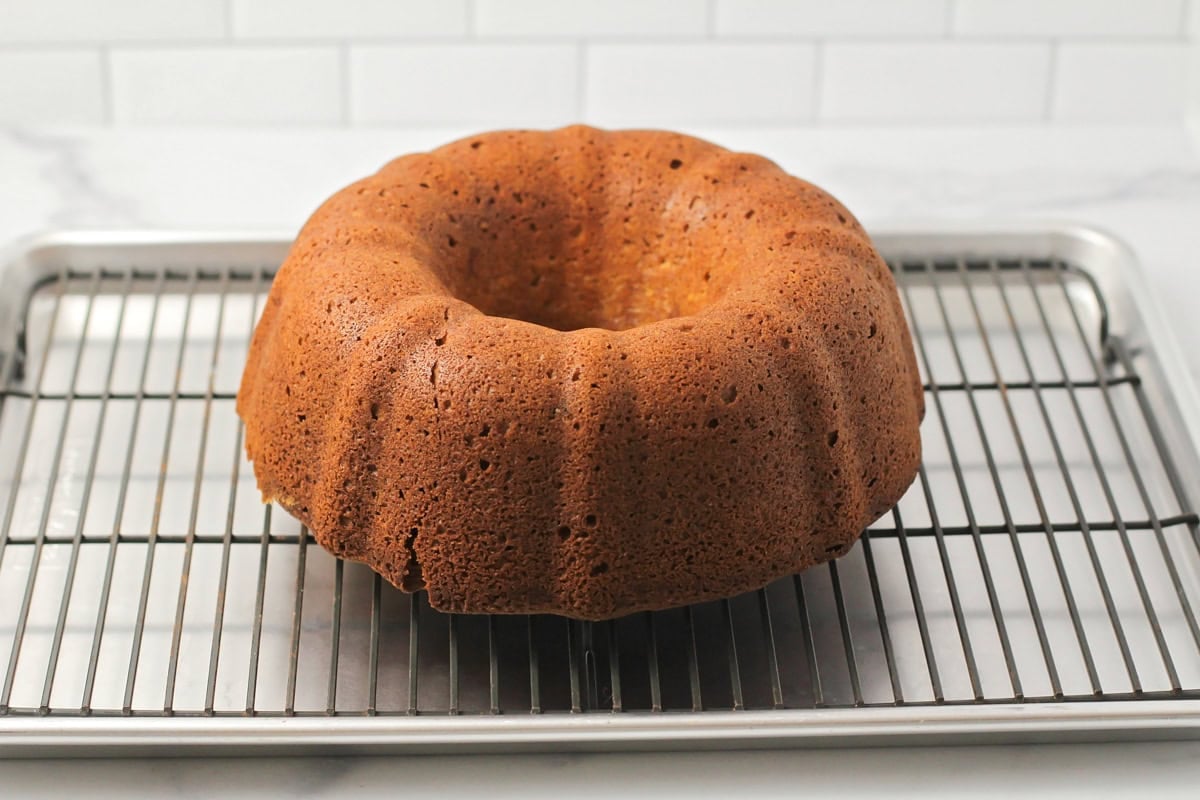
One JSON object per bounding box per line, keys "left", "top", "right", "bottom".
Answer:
{"left": 1, "top": 233, "right": 1199, "bottom": 733}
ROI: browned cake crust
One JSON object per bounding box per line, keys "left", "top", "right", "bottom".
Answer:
{"left": 236, "top": 126, "right": 925, "bottom": 620}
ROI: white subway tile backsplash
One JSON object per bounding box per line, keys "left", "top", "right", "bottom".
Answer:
{"left": 475, "top": 0, "right": 707, "bottom": 38}
{"left": 953, "top": 0, "right": 1185, "bottom": 38}
{"left": 0, "top": 51, "right": 105, "bottom": 124}
{"left": 585, "top": 44, "right": 815, "bottom": 124}
{"left": 232, "top": 0, "right": 468, "bottom": 40}
{"left": 0, "top": 0, "right": 225, "bottom": 43}
{"left": 821, "top": 43, "right": 1051, "bottom": 122}
{"left": 1053, "top": 44, "right": 1188, "bottom": 122}
{"left": 350, "top": 45, "right": 578, "bottom": 125}
{"left": 0, "top": 0, "right": 1194, "bottom": 129}
{"left": 110, "top": 48, "right": 342, "bottom": 125}
{"left": 715, "top": 0, "right": 949, "bottom": 37}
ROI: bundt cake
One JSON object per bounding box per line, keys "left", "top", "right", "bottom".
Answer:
{"left": 237, "top": 125, "right": 924, "bottom": 620}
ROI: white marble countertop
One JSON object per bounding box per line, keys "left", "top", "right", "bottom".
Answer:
{"left": 3, "top": 123, "right": 1200, "bottom": 794}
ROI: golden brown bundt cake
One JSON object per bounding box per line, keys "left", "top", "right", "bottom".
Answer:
{"left": 237, "top": 125, "right": 924, "bottom": 620}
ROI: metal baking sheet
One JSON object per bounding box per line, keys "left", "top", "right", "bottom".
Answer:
{"left": 0, "top": 225, "right": 1198, "bottom": 756}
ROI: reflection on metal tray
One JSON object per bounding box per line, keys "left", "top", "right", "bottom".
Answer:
{"left": 0, "top": 226, "right": 1199, "bottom": 756}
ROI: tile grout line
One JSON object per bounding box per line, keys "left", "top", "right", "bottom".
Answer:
{"left": 0, "top": 34, "right": 1190, "bottom": 51}
{"left": 339, "top": 42, "right": 351, "bottom": 127}
{"left": 100, "top": 45, "right": 114, "bottom": 125}
{"left": 576, "top": 42, "right": 588, "bottom": 122}
{"left": 1043, "top": 39, "right": 1059, "bottom": 122}
{"left": 1191, "top": 0, "right": 1200, "bottom": 131}
{"left": 812, "top": 40, "right": 825, "bottom": 124}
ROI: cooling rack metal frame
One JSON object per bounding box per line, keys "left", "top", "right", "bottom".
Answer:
{"left": 1, "top": 224, "right": 1200, "bottom": 756}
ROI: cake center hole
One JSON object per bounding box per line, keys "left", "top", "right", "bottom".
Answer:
{"left": 422, "top": 183, "right": 735, "bottom": 332}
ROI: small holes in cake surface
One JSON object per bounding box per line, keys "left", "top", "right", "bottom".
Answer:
{"left": 557, "top": 526, "right": 571, "bottom": 541}
{"left": 590, "top": 562, "right": 610, "bottom": 576}
{"left": 827, "top": 430, "right": 839, "bottom": 447}
{"left": 584, "top": 513, "right": 597, "bottom": 527}
{"left": 365, "top": 138, "right": 766, "bottom": 335}
{"left": 721, "top": 385, "right": 737, "bottom": 404}
{"left": 707, "top": 418, "right": 719, "bottom": 428}
{"left": 369, "top": 402, "right": 379, "bottom": 420}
